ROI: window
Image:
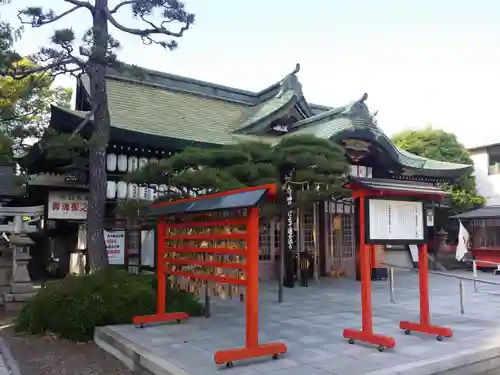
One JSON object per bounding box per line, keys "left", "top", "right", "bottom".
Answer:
{"left": 487, "top": 147, "right": 500, "bottom": 175}
{"left": 472, "top": 219, "right": 500, "bottom": 248}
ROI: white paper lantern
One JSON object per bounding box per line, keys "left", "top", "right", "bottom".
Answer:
{"left": 138, "top": 186, "right": 148, "bottom": 200}
{"left": 117, "top": 181, "right": 127, "bottom": 199}
{"left": 106, "top": 180, "right": 117, "bottom": 199}
{"left": 158, "top": 184, "right": 167, "bottom": 197}
{"left": 366, "top": 167, "right": 373, "bottom": 178}
{"left": 148, "top": 184, "right": 158, "bottom": 201}
{"left": 138, "top": 157, "right": 148, "bottom": 169}
{"left": 106, "top": 153, "right": 117, "bottom": 172}
{"left": 149, "top": 157, "right": 158, "bottom": 165}
{"left": 128, "top": 183, "right": 138, "bottom": 199}
{"left": 117, "top": 154, "right": 128, "bottom": 172}
{"left": 128, "top": 156, "right": 138, "bottom": 172}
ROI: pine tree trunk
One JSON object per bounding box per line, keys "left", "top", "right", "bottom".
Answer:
{"left": 86, "top": 0, "right": 110, "bottom": 271}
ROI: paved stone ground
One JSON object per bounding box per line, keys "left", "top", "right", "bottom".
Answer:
{"left": 100, "top": 270, "right": 500, "bottom": 375}
{"left": 0, "top": 348, "right": 11, "bottom": 375}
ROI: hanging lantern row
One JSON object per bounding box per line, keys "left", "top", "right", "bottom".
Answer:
{"left": 106, "top": 181, "right": 165, "bottom": 200}
{"left": 106, "top": 153, "right": 161, "bottom": 173}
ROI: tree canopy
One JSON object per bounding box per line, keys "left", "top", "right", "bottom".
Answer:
{"left": 1, "top": 0, "right": 195, "bottom": 270}
{"left": 0, "top": 3, "right": 72, "bottom": 158}
{"left": 124, "top": 135, "right": 350, "bottom": 216}
{"left": 392, "top": 126, "right": 485, "bottom": 214}
{"left": 1, "top": 58, "right": 72, "bottom": 155}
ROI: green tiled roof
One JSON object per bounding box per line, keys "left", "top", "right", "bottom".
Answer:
{"left": 68, "top": 65, "right": 470, "bottom": 176}
{"left": 106, "top": 78, "right": 252, "bottom": 145}
{"left": 234, "top": 90, "right": 297, "bottom": 133}
{"left": 397, "top": 148, "right": 470, "bottom": 170}
{"left": 287, "top": 98, "right": 471, "bottom": 173}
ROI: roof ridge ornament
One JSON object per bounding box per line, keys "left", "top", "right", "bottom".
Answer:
{"left": 275, "top": 63, "right": 302, "bottom": 98}
{"left": 358, "top": 93, "right": 368, "bottom": 103}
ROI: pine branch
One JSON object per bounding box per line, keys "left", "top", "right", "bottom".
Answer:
{"left": 109, "top": 1, "right": 142, "bottom": 14}
{"left": 63, "top": 0, "right": 93, "bottom": 9}
{"left": 17, "top": 6, "right": 84, "bottom": 27}
{"left": 105, "top": 10, "right": 190, "bottom": 38}
{"left": 105, "top": 0, "right": 194, "bottom": 49}
{"left": 0, "top": 58, "right": 75, "bottom": 79}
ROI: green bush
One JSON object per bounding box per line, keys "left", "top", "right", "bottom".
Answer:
{"left": 15, "top": 268, "right": 203, "bottom": 342}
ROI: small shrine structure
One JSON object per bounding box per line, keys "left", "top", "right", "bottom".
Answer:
{"left": 133, "top": 184, "right": 287, "bottom": 368}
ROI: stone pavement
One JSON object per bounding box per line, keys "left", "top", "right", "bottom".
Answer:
{"left": 95, "top": 270, "right": 500, "bottom": 375}
{"left": 0, "top": 343, "right": 11, "bottom": 375}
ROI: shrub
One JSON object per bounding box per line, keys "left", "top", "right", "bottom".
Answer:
{"left": 15, "top": 268, "right": 203, "bottom": 341}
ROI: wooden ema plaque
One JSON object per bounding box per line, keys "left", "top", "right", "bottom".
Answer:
{"left": 132, "top": 185, "right": 287, "bottom": 368}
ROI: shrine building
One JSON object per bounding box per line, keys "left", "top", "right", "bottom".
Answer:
{"left": 19, "top": 63, "right": 471, "bottom": 282}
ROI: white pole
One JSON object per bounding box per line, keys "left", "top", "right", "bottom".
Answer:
{"left": 472, "top": 259, "right": 478, "bottom": 293}
{"left": 459, "top": 280, "right": 465, "bottom": 314}
{"left": 389, "top": 267, "right": 395, "bottom": 303}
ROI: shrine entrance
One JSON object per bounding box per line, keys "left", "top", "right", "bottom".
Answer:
{"left": 343, "top": 178, "right": 454, "bottom": 351}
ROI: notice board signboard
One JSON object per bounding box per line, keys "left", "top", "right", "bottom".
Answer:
{"left": 365, "top": 198, "right": 426, "bottom": 245}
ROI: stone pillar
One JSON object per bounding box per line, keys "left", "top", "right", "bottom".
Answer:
{"left": 436, "top": 228, "right": 459, "bottom": 270}
{"left": 126, "top": 218, "right": 141, "bottom": 274}
{"left": 3, "top": 234, "right": 36, "bottom": 312}
{"left": 0, "top": 242, "right": 12, "bottom": 301}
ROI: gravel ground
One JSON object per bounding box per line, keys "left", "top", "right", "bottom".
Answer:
{"left": 0, "top": 314, "right": 131, "bottom": 375}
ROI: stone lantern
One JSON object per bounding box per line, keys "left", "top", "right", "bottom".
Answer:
{"left": 3, "top": 234, "right": 36, "bottom": 311}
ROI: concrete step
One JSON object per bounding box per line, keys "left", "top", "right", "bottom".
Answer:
{"left": 95, "top": 325, "right": 500, "bottom": 375}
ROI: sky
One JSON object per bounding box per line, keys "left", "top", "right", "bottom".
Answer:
{"left": 1, "top": 0, "right": 499, "bottom": 148}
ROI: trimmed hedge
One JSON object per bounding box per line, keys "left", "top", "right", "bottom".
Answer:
{"left": 15, "top": 268, "right": 203, "bottom": 341}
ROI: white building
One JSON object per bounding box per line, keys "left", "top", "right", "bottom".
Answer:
{"left": 469, "top": 142, "right": 500, "bottom": 205}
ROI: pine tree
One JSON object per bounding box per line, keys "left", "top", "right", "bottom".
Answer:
{"left": 1, "top": 0, "right": 195, "bottom": 270}
{"left": 127, "top": 135, "right": 350, "bottom": 210}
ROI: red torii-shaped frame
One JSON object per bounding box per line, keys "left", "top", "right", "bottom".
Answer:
{"left": 132, "top": 184, "right": 287, "bottom": 368}
{"left": 342, "top": 182, "right": 453, "bottom": 351}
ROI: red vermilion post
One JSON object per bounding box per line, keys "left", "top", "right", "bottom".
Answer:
{"left": 246, "top": 207, "right": 259, "bottom": 348}
{"left": 419, "top": 243, "right": 430, "bottom": 325}
{"left": 132, "top": 216, "right": 188, "bottom": 326}
{"left": 213, "top": 204, "right": 287, "bottom": 365}
{"left": 343, "top": 193, "right": 395, "bottom": 350}
{"left": 359, "top": 197, "right": 373, "bottom": 334}
{"left": 399, "top": 238, "right": 453, "bottom": 340}
{"left": 157, "top": 217, "right": 166, "bottom": 315}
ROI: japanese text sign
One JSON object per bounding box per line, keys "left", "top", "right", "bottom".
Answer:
{"left": 48, "top": 191, "right": 88, "bottom": 220}
{"left": 105, "top": 230, "right": 125, "bottom": 265}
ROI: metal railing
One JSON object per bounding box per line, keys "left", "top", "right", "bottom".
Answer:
{"left": 384, "top": 260, "right": 500, "bottom": 315}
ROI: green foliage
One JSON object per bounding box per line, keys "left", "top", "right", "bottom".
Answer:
{"left": 3, "top": 0, "right": 196, "bottom": 270}
{"left": 0, "top": 2, "right": 72, "bottom": 156}
{"left": 15, "top": 268, "right": 203, "bottom": 342}
{"left": 125, "top": 135, "right": 349, "bottom": 216}
{"left": 392, "top": 126, "right": 485, "bottom": 214}
{"left": 0, "top": 59, "right": 72, "bottom": 155}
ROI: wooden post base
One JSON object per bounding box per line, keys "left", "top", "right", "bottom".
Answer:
{"left": 400, "top": 321, "right": 453, "bottom": 340}
{"left": 214, "top": 342, "right": 287, "bottom": 366}
{"left": 343, "top": 328, "right": 396, "bottom": 351}
{"left": 132, "top": 312, "right": 189, "bottom": 327}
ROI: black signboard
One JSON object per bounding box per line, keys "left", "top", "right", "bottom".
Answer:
{"left": 283, "top": 173, "right": 296, "bottom": 288}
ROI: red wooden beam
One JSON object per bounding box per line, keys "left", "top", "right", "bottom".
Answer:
{"left": 165, "top": 268, "right": 248, "bottom": 286}
{"left": 164, "top": 233, "right": 247, "bottom": 241}
{"left": 165, "top": 217, "right": 247, "bottom": 229}
{"left": 165, "top": 257, "right": 246, "bottom": 270}
{"left": 164, "top": 246, "right": 247, "bottom": 256}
